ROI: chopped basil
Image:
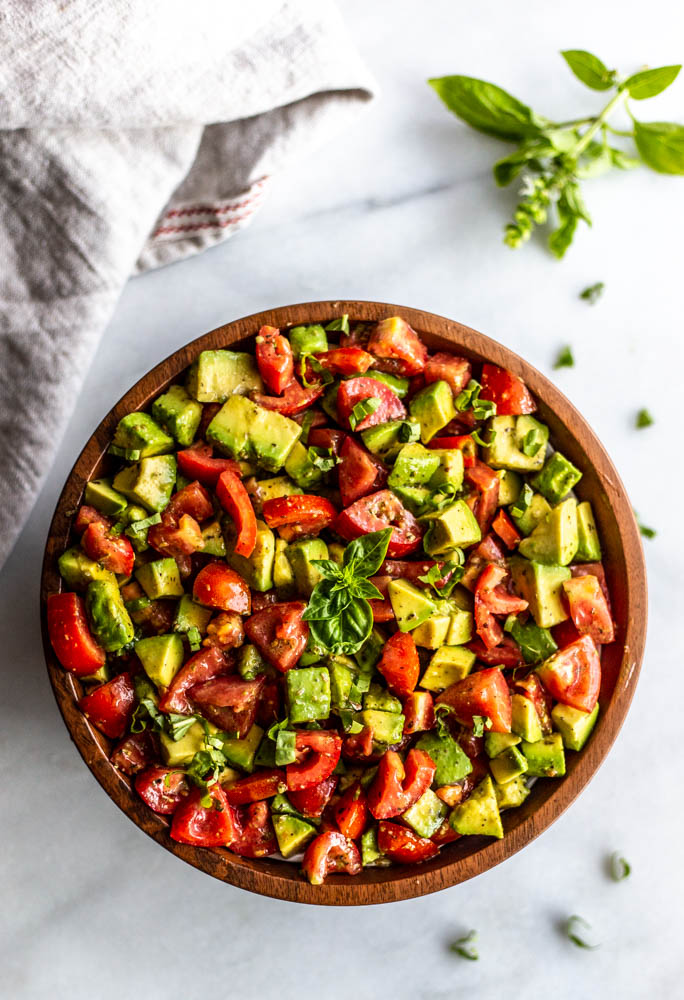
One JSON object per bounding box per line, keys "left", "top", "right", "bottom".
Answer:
{"left": 634, "top": 510, "right": 656, "bottom": 539}
{"left": 472, "top": 715, "right": 493, "bottom": 737}
{"left": 521, "top": 427, "right": 544, "bottom": 456}
{"left": 579, "top": 282, "right": 605, "bottom": 304}
{"left": 635, "top": 408, "right": 653, "bottom": 429}
{"left": 455, "top": 379, "right": 496, "bottom": 419}
{"left": 566, "top": 915, "right": 600, "bottom": 950}
{"left": 418, "top": 556, "right": 465, "bottom": 597}
{"left": 450, "top": 929, "right": 479, "bottom": 961}
{"left": 509, "top": 482, "right": 533, "bottom": 519}
{"left": 187, "top": 626, "right": 202, "bottom": 651}
{"left": 349, "top": 397, "right": 381, "bottom": 431}
{"left": 609, "top": 851, "right": 631, "bottom": 881}
{"left": 553, "top": 346, "right": 575, "bottom": 369}
{"left": 471, "top": 428, "right": 496, "bottom": 448}
{"left": 325, "top": 314, "right": 350, "bottom": 334}
{"left": 166, "top": 713, "right": 202, "bottom": 742}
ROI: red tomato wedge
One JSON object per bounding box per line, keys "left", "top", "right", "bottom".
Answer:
{"left": 252, "top": 378, "right": 324, "bottom": 416}
{"left": 158, "top": 646, "right": 230, "bottom": 714}
{"left": 367, "top": 574, "right": 395, "bottom": 622}
{"left": 367, "top": 748, "right": 435, "bottom": 819}
{"left": 148, "top": 513, "right": 203, "bottom": 562}
{"left": 315, "top": 347, "right": 374, "bottom": 375}
{"left": 403, "top": 691, "right": 435, "bottom": 734}
{"left": 336, "top": 377, "right": 406, "bottom": 431}
{"left": 188, "top": 674, "right": 265, "bottom": 738}
{"left": 468, "top": 635, "right": 524, "bottom": 667}
{"left": 193, "top": 562, "right": 251, "bottom": 614}
{"left": 134, "top": 766, "right": 190, "bottom": 815}
{"left": 377, "top": 631, "right": 420, "bottom": 698}
{"left": 510, "top": 672, "right": 553, "bottom": 734}
{"left": 307, "top": 427, "right": 347, "bottom": 455}
{"left": 424, "top": 352, "right": 472, "bottom": 396}
{"left": 570, "top": 561, "right": 612, "bottom": 609}
{"left": 436, "top": 667, "right": 512, "bottom": 733}
{"left": 110, "top": 731, "right": 158, "bottom": 776}
{"left": 81, "top": 522, "right": 135, "bottom": 576}
{"left": 562, "top": 575, "right": 615, "bottom": 644}
{"left": 367, "top": 317, "right": 428, "bottom": 376}
{"left": 224, "top": 769, "right": 286, "bottom": 805}
{"left": 341, "top": 725, "right": 374, "bottom": 762}
{"left": 491, "top": 509, "right": 521, "bottom": 550}
{"left": 337, "top": 436, "right": 387, "bottom": 507}
{"left": 536, "top": 635, "right": 601, "bottom": 712}
{"left": 79, "top": 672, "right": 136, "bottom": 739}
{"left": 334, "top": 782, "right": 368, "bottom": 840}
{"left": 244, "top": 601, "right": 309, "bottom": 673}
{"left": 302, "top": 831, "right": 362, "bottom": 885}
{"left": 170, "top": 783, "right": 238, "bottom": 847}
{"left": 255, "top": 325, "right": 294, "bottom": 395}
{"left": 465, "top": 460, "right": 500, "bottom": 533}
{"left": 73, "top": 505, "right": 111, "bottom": 535}
{"left": 377, "top": 821, "right": 439, "bottom": 864}
{"left": 231, "top": 801, "right": 278, "bottom": 857}
{"left": 216, "top": 469, "right": 257, "bottom": 558}
{"left": 428, "top": 433, "right": 477, "bottom": 467}
{"left": 286, "top": 731, "right": 342, "bottom": 791}
{"left": 288, "top": 774, "right": 338, "bottom": 818}
{"left": 462, "top": 532, "right": 507, "bottom": 590}
{"left": 474, "top": 563, "right": 528, "bottom": 649}
{"left": 262, "top": 495, "right": 337, "bottom": 537}
{"left": 176, "top": 443, "right": 242, "bottom": 487}
{"left": 479, "top": 363, "right": 537, "bottom": 415}
{"left": 334, "top": 490, "right": 422, "bottom": 559}
{"left": 47, "top": 592, "right": 106, "bottom": 676}
{"left": 166, "top": 481, "right": 214, "bottom": 522}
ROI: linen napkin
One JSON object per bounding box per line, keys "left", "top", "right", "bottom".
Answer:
{"left": 0, "top": 0, "right": 375, "bottom": 569}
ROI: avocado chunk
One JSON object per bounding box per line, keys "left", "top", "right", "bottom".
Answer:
{"left": 272, "top": 814, "right": 317, "bottom": 859}
{"left": 521, "top": 732, "right": 566, "bottom": 777}
{"left": 330, "top": 662, "right": 355, "bottom": 708}
{"left": 361, "top": 419, "right": 420, "bottom": 461}
{"left": 450, "top": 775, "right": 504, "bottom": 838}
{"left": 286, "top": 667, "right": 331, "bottom": 724}
{"left": 113, "top": 455, "right": 177, "bottom": 512}
{"left": 575, "top": 501, "right": 602, "bottom": 561}
{"left": 416, "top": 730, "right": 472, "bottom": 785}
{"left": 84, "top": 479, "right": 128, "bottom": 516}
{"left": 391, "top": 484, "right": 431, "bottom": 515}
{"left": 422, "top": 499, "right": 481, "bottom": 554}
{"left": 221, "top": 723, "right": 264, "bottom": 772}
{"left": 388, "top": 443, "right": 440, "bottom": 488}
{"left": 505, "top": 616, "right": 557, "bottom": 663}
{"left": 387, "top": 578, "right": 436, "bottom": 632}
{"left": 58, "top": 547, "right": 117, "bottom": 590}
{"left": 225, "top": 517, "right": 275, "bottom": 592}
{"left": 518, "top": 498, "right": 579, "bottom": 566}
{"left": 511, "top": 692, "right": 543, "bottom": 743}
{"left": 363, "top": 683, "right": 402, "bottom": 714}
{"left": 85, "top": 579, "right": 135, "bottom": 652}
{"left": 551, "top": 702, "right": 599, "bottom": 751}
{"left": 489, "top": 745, "right": 528, "bottom": 784}
{"left": 255, "top": 475, "right": 300, "bottom": 506}
{"left": 509, "top": 558, "right": 570, "bottom": 628}
{"left": 496, "top": 469, "right": 522, "bottom": 506}
{"left": 420, "top": 646, "right": 475, "bottom": 691}
{"left": 446, "top": 608, "right": 474, "bottom": 645}
{"left": 409, "top": 380, "right": 456, "bottom": 444}
{"left": 285, "top": 537, "right": 328, "bottom": 596}
{"left": 136, "top": 557, "right": 184, "bottom": 599}
{"left": 237, "top": 644, "right": 268, "bottom": 681}
{"left": 401, "top": 789, "right": 448, "bottom": 838}
{"left": 284, "top": 441, "right": 325, "bottom": 489}
{"left": 173, "top": 594, "right": 213, "bottom": 635}
{"left": 207, "top": 395, "right": 301, "bottom": 472}
{"left": 200, "top": 518, "right": 226, "bottom": 557}
{"left": 358, "top": 709, "right": 405, "bottom": 746}
{"left": 361, "top": 825, "right": 391, "bottom": 867}
{"left": 510, "top": 492, "right": 551, "bottom": 536}
{"left": 411, "top": 613, "right": 450, "bottom": 649}
{"left": 354, "top": 627, "right": 385, "bottom": 673}
{"left": 273, "top": 538, "right": 296, "bottom": 598}
{"left": 160, "top": 720, "right": 210, "bottom": 766}
{"left": 485, "top": 732, "right": 521, "bottom": 758}
{"left": 430, "top": 448, "right": 465, "bottom": 491}
{"left": 135, "top": 633, "right": 184, "bottom": 689}
{"left": 494, "top": 774, "right": 530, "bottom": 810}
{"left": 288, "top": 324, "right": 328, "bottom": 358}
{"left": 112, "top": 412, "right": 174, "bottom": 458}
{"left": 151, "top": 384, "right": 203, "bottom": 447}
{"left": 484, "top": 415, "right": 549, "bottom": 472}
{"left": 532, "top": 451, "right": 582, "bottom": 505}
{"left": 186, "top": 349, "right": 263, "bottom": 402}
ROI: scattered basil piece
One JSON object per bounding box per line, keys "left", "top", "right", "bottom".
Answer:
{"left": 471, "top": 428, "right": 496, "bottom": 448}
{"left": 566, "top": 915, "right": 600, "bottom": 950}
{"left": 398, "top": 420, "right": 420, "bottom": 443}
{"left": 609, "top": 851, "right": 632, "bottom": 881}
{"left": 349, "top": 396, "right": 381, "bottom": 431}
{"left": 267, "top": 716, "right": 291, "bottom": 742}
{"left": 509, "top": 482, "right": 534, "bottom": 519}
{"left": 300, "top": 410, "right": 315, "bottom": 445}
{"left": 521, "top": 428, "right": 544, "bottom": 456}
{"left": 636, "top": 408, "right": 653, "bottom": 429}
{"left": 449, "top": 929, "right": 479, "bottom": 961}
{"left": 455, "top": 379, "right": 497, "bottom": 419}
{"left": 553, "top": 346, "right": 575, "bottom": 369}
{"left": 167, "top": 713, "right": 202, "bottom": 742}
{"left": 623, "top": 65, "right": 681, "bottom": 101}
{"left": 472, "top": 715, "right": 493, "bottom": 737}
{"left": 418, "top": 557, "right": 465, "bottom": 597}
{"left": 580, "top": 281, "right": 605, "bottom": 304}
{"left": 325, "top": 314, "right": 350, "bottom": 334}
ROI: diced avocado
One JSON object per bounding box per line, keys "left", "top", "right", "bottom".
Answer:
{"left": 255, "top": 476, "right": 300, "bottom": 505}
{"left": 402, "top": 789, "right": 448, "bottom": 838}
{"left": 521, "top": 732, "right": 566, "bottom": 777}
{"left": 84, "top": 479, "right": 128, "bottom": 516}
{"left": 494, "top": 774, "right": 530, "bottom": 810}
{"left": 420, "top": 646, "right": 475, "bottom": 691}
{"left": 288, "top": 324, "right": 328, "bottom": 359}
{"left": 518, "top": 498, "right": 578, "bottom": 566}
{"left": 429, "top": 448, "right": 465, "bottom": 491}
{"left": 272, "top": 814, "right": 317, "bottom": 859}
{"left": 365, "top": 370, "right": 411, "bottom": 398}
{"left": 160, "top": 721, "right": 208, "bottom": 766}
{"left": 151, "top": 384, "right": 202, "bottom": 447}
{"left": 509, "top": 558, "right": 571, "bottom": 628}
{"left": 364, "top": 683, "right": 402, "bottom": 714}
{"left": 387, "top": 579, "right": 436, "bottom": 632}
{"left": 200, "top": 518, "right": 226, "bottom": 557}
{"left": 81, "top": 663, "right": 110, "bottom": 684}
{"left": 225, "top": 517, "right": 275, "bottom": 592}
{"left": 510, "top": 492, "right": 551, "bottom": 536}
{"left": 361, "top": 825, "right": 391, "bottom": 867}
{"left": 551, "top": 702, "right": 599, "bottom": 751}
{"left": 505, "top": 616, "right": 557, "bottom": 663}
{"left": 135, "top": 633, "right": 184, "bottom": 689}
{"left": 186, "top": 349, "right": 263, "bottom": 402}
{"left": 391, "top": 484, "right": 430, "bottom": 514}
{"left": 237, "top": 644, "right": 268, "bottom": 681}
{"left": 359, "top": 709, "right": 405, "bottom": 745}
{"left": 489, "top": 745, "right": 528, "bottom": 784}
{"left": 416, "top": 731, "right": 472, "bottom": 785}
{"left": 485, "top": 732, "right": 521, "bottom": 758}
{"left": 58, "top": 547, "right": 116, "bottom": 590}
{"left": 85, "top": 579, "right": 134, "bottom": 652}
{"left": 113, "top": 455, "right": 177, "bottom": 513}
{"left": 273, "top": 538, "right": 296, "bottom": 597}
{"left": 330, "top": 662, "right": 355, "bottom": 708}
{"left": 388, "top": 443, "right": 440, "bottom": 488}
{"left": 173, "top": 594, "right": 212, "bottom": 635}
{"left": 112, "top": 412, "right": 174, "bottom": 458}
{"left": 576, "top": 501, "right": 602, "bottom": 561}
{"left": 222, "top": 723, "right": 264, "bottom": 772}
{"left": 299, "top": 632, "right": 328, "bottom": 667}
{"left": 136, "top": 558, "right": 184, "bottom": 599}
{"left": 320, "top": 382, "right": 339, "bottom": 422}
{"left": 329, "top": 542, "right": 345, "bottom": 566}
{"left": 208, "top": 395, "right": 301, "bottom": 472}
{"left": 496, "top": 469, "right": 522, "bottom": 506}
{"left": 284, "top": 441, "right": 324, "bottom": 489}
{"left": 484, "top": 415, "right": 549, "bottom": 472}
{"left": 450, "top": 775, "right": 504, "bottom": 838}
{"left": 511, "top": 693, "right": 543, "bottom": 744}
{"left": 422, "top": 500, "right": 481, "bottom": 555}
{"left": 361, "top": 419, "right": 420, "bottom": 460}
{"left": 445, "top": 608, "right": 474, "bottom": 645}
{"left": 286, "top": 538, "right": 328, "bottom": 596}
{"left": 253, "top": 735, "right": 277, "bottom": 768}
{"left": 270, "top": 792, "right": 302, "bottom": 817}
{"left": 354, "top": 627, "right": 384, "bottom": 673}
{"left": 532, "top": 451, "right": 582, "bottom": 505}
{"left": 286, "top": 667, "right": 331, "bottom": 724}
{"left": 412, "top": 613, "right": 450, "bottom": 649}
{"left": 409, "top": 380, "right": 456, "bottom": 444}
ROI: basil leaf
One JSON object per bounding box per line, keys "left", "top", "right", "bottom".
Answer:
{"left": 325, "top": 314, "right": 350, "bottom": 334}
{"left": 472, "top": 715, "right": 492, "bottom": 737}
{"left": 398, "top": 420, "right": 420, "bottom": 443}
{"left": 275, "top": 729, "right": 297, "bottom": 766}
{"left": 350, "top": 578, "right": 384, "bottom": 601}
{"left": 471, "top": 428, "right": 495, "bottom": 448}
{"left": 548, "top": 191, "right": 579, "bottom": 259}
{"left": 266, "top": 716, "right": 291, "bottom": 742}
{"left": 634, "top": 120, "right": 684, "bottom": 175}
{"left": 579, "top": 282, "right": 604, "bottom": 304}
{"left": 493, "top": 142, "right": 553, "bottom": 186}
{"left": 418, "top": 559, "right": 464, "bottom": 597}
{"left": 300, "top": 410, "right": 315, "bottom": 445}
{"left": 309, "top": 559, "right": 344, "bottom": 582}
{"left": 309, "top": 598, "right": 373, "bottom": 655}
{"left": 636, "top": 408, "right": 653, "bottom": 429}
{"left": 166, "top": 713, "right": 201, "bottom": 742}
{"left": 623, "top": 65, "right": 681, "bottom": 100}
{"left": 428, "top": 75, "right": 546, "bottom": 141}
{"left": 560, "top": 50, "right": 616, "bottom": 91}
{"left": 302, "top": 580, "right": 352, "bottom": 621}
{"left": 509, "top": 482, "right": 533, "bottom": 519}
{"left": 349, "top": 396, "right": 381, "bottom": 431}
{"left": 566, "top": 915, "right": 600, "bottom": 950}
{"left": 553, "top": 346, "right": 575, "bottom": 370}
{"left": 609, "top": 851, "right": 631, "bottom": 881}
{"left": 343, "top": 527, "right": 393, "bottom": 579}
{"left": 449, "top": 929, "right": 479, "bottom": 961}
{"left": 307, "top": 445, "right": 338, "bottom": 473}
{"left": 521, "top": 428, "right": 545, "bottom": 455}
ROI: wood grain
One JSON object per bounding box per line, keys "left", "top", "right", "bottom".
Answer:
{"left": 39, "top": 300, "right": 648, "bottom": 906}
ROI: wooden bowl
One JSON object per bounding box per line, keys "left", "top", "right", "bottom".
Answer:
{"left": 40, "top": 301, "right": 647, "bottom": 905}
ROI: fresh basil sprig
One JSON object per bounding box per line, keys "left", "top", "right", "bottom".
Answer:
{"left": 429, "top": 54, "right": 683, "bottom": 258}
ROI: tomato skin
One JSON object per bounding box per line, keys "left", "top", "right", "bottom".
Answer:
{"left": 158, "top": 646, "right": 230, "bottom": 714}
{"left": 571, "top": 561, "right": 611, "bottom": 605}
{"left": 255, "top": 325, "right": 294, "bottom": 395}
{"left": 403, "top": 691, "right": 435, "bottom": 734}
{"left": 367, "top": 748, "right": 435, "bottom": 820}
{"left": 315, "top": 347, "right": 374, "bottom": 375}
{"left": 367, "top": 317, "right": 428, "bottom": 376}
{"left": 73, "top": 505, "right": 111, "bottom": 535}
{"left": 551, "top": 618, "right": 582, "bottom": 648}
{"left": 536, "top": 635, "right": 601, "bottom": 712}
{"left": 176, "top": 443, "right": 242, "bottom": 487}
{"left": 135, "top": 766, "right": 190, "bottom": 814}
{"left": 431, "top": 817, "right": 461, "bottom": 846}
{"left": 474, "top": 564, "right": 528, "bottom": 649}
{"left": 367, "top": 575, "right": 395, "bottom": 622}
{"left": 47, "top": 592, "right": 106, "bottom": 675}
{"left": 307, "top": 427, "right": 347, "bottom": 455}
{"left": 148, "top": 481, "right": 212, "bottom": 562}
{"left": 189, "top": 674, "right": 265, "bottom": 738}
{"left": 81, "top": 521, "right": 135, "bottom": 576}
{"left": 377, "top": 631, "right": 420, "bottom": 698}
{"left": 244, "top": 601, "right": 309, "bottom": 673}
{"left": 262, "top": 495, "right": 337, "bottom": 537}
{"left": 231, "top": 801, "right": 278, "bottom": 857}
{"left": 110, "top": 730, "right": 157, "bottom": 776}
{"left": 491, "top": 509, "right": 521, "bottom": 550}
{"left": 166, "top": 481, "right": 214, "bottom": 522}
{"left": 436, "top": 667, "right": 512, "bottom": 733}
{"left": 170, "top": 783, "right": 238, "bottom": 848}
{"left": 562, "top": 576, "right": 615, "bottom": 644}
{"left": 193, "top": 562, "right": 251, "bottom": 614}
{"left": 428, "top": 434, "right": 477, "bottom": 467}
{"left": 334, "top": 489, "right": 422, "bottom": 559}
{"left": 302, "top": 831, "right": 362, "bottom": 885}
{"left": 224, "top": 769, "right": 286, "bottom": 806}
{"left": 286, "top": 731, "right": 342, "bottom": 791}
{"left": 216, "top": 469, "right": 257, "bottom": 558}
{"left": 252, "top": 378, "right": 324, "bottom": 416}
{"left": 479, "top": 363, "right": 537, "bottom": 416}
{"left": 79, "top": 672, "right": 136, "bottom": 739}
{"left": 377, "top": 821, "right": 439, "bottom": 864}
{"left": 462, "top": 532, "right": 507, "bottom": 591}
{"left": 288, "top": 774, "right": 338, "bottom": 818}
{"left": 334, "top": 782, "right": 368, "bottom": 840}
{"left": 465, "top": 460, "right": 500, "bottom": 533}
{"left": 341, "top": 725, "right": 374, "bottom": 762}
{"left": 336, "top": 377, "right": 406, "bottom": 431}
{"left": 468, "top": 635, "right": 524, "bottom": 667}
{"left": 337, "top": 436, "right": 387, "bottom": 507}
{"left": 424, "top": 352, "right": 472, "bottom": 396}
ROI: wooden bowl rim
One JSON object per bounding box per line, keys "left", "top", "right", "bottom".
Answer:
{"left": 40, "top": 300, "right": 647, "bottom": 906}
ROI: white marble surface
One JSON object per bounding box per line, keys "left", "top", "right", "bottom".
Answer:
{"left": 3, "top": 1, "right": 684, "bottom": 996}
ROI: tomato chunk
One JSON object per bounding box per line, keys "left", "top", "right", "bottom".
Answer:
{"left": 224, "top": 769, "right": 286, "bottom": 805}
{"left": 428, "top": 433, "right": 477, "bottom": 467}
{"left": 436, "top": 667, "right": 512, "bottom": 733}
{"left": 170, "top": 783, "right": 238, "bottom": 847}
{"left": 193, "top": 562, "right": 251, "bottom": 614}
{"left": 302, "top": 831, "right": 362, "bottom": 884}
{"left": 135, "top": 766, "right": 190, "bottom": 814}
{"left": 166, "top": 481, "right": 214, "bottom": 522}
{"left": 367, "top": 575, "right": 395, "bottom": 622}
{"left": 315, "top": 347, "right": 374, "bottom": 375}
{"left": 47, "top": 592, "right": 106, "bottom": 676}
{"left": 244, "top": 601, "right": 309, "bottom": 673}
{"left": 491, "top": 509, "right": 521, "bottom": 550}
{"left": 334, "top": 782, "right": 369, "bottom": 840}
{"left": 262, "top": 495, "right": 337, "bottom": 538}
{"left": 73, "top": 505, "right": 111, "bottom": 535}
{"left": 536, "top": 635, "right": 601, "bottom": 712}
{"left": 377, "top": 821, "right": 439, "bottom": 864}
{"left": 110, "top": 731, "right": 157, "bottom": 776}
{"left": 336, "top": 377, "right": 406, "bottom": 431}
{"left": 288, "top": 774, "right": 338, "bottom": 818}
{"left": 474, "top": 563, "right": 528, "bottom": 649}
{"left": 216, "top": 469, "right": 257, "bottom": 558}
{"left": 231, "top": 801, "right": 278, "bottom": 857}
{"left": 176, "top": 443, "right": 242, "bottom": 487}
{"left": 334, "top": 490, "right": 422, "bottom": 559}
{"left": 465, "top": 460, "right": 500, "bottom": 533}
{"left": 479, "top": 363, "right": 537, "bottom": 415}
{"left": 286, "top": 731, "right": 342, "bottom": 791}
{"left": 367, "top": 748, "right": 435, "bottom": 819}
{"left": 403, "top": 691, "right": 435, "bottom": 734}
{"left": 563, "top": 575, "right": 615, "bottom": 644}
{"left": 337, "top": 436, "right": 387, "bottom": 507}
{"left": 252, "top": 378, "right": 324, "bottom": 416}
{"left": 341, "top": 725, "right": 374, "bottom": 762}
{"left": 468, "top": 635, "right": 524, "bottom": 667}
{"left": 158, "top": 646, "right": 230, "bottom": 714}
{"left": 81, "top": 521, "right": 135, "bottom": 576}
{"left": 424, "top": 352, "right": 472, "bottom": 396}
{"left": 79, "top": 672, "right": 136, "bottom": 739}
{"left": 377, "top": 631, "right": 419, "bottom": 698}
{"left": 189, "top": 674, "right": 264, "bottom": 738}
{"left": 367, "top": 317, "right": 428, "bottom": 376}
{"left": 255, "top": 325, "right": 294, "bottom": 395}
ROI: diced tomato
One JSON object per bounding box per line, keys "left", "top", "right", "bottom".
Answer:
{"left": 435, "top": 785, "right": 464, "bottom": 808}
{"left": 431, "top": 817, "right": 461, "bottom": 846}
{"left": 166, "top": 481, "right": 214, "bottom": 522}
{"left": 424, "top": 352, "right": 472, "bottom": 397}
{"left": 158, "top": 646, "right": 229, "bottom": 714}
{"left": 367, "top": 575, "right": 395, "bottom": 622}
{"left": 170, "top": 783, "right": 238, "bottom": 847}
{"left": 79, "top": 672, "right": 136, "bottom": 739}
{"left": 465, "top": 460, "right": 500, "bottom": 533}
{"left": 468, "top": 635, "right": 524, "bottom": 667}
{"left": 337, "top": 436, "right": 387, "bottom": 507}
{"left": 510, "top": 672, "right": 553, "bottom": 734}
{"left": 334, "top": 490, "right": 422, "bottom": 559}
{"left": 302, "top": 831, "right": 362, "bottom": 885}
{"left": 189, "top": 674, "right": 264, "bottom": 738}
{"left": 251, "top": 590, "right": 279, "bottom": 611}
{"left": 562, "top": 575, "right": 615, "bottom": 644}
{"left": 479, "top": 363, "right": 537, "bottom": 415}
{"left": 536, "top": 635, "right": 601, "bottom": 712}
{"left": 377, "top": 631, "right": 419, "bottom": 698}
{"left": 315, "top": 347, "right": 374, "bottom": 375}
{"left": 286, "top": 731, "right": 342, "bottom": 791}
{"left": 380, "top": 559, "right": 435, "bottom": 580}
{"left": 73, "top": 505, "right": 111, "bottom": 535}
{"left": 224, "top": 769, "right": 286, "bottom": 805}
{"left": 216, "top": 469, "right": 257, "bottom": 558}
{"left": 110, "top": 731, "right": 157, "bottom": 776}
{"left": 47, "top": 592, "right": 106, "bottom": 675}
{"left": 334, "top": 782, "right": 368, "bottom": 840}
{"left": 203, "top": 612, "right": 245, "bottom": 652}
{"left": 336, "top": 377, "right": 406, "bottom": 432}
{"left": 307, "top": 427, "right": 347, "bottom": 455}
{"left": 492, "top": 509, "right": 521, "bottom": 550}
{"left": 403, "top": 691, "right": 435, "bottom": 734}
{"left": 81, "top": 521, "right": 135, "bottom": 576}
{"left": 436, "top": 667, "right": 512, "bottom": 733}
{"left": 244, "top": 601, "right": 309, "bottom": 673}
{"left": 474, "top": 564, "right": 528, "bottom": 649}
{"left": 135, "top": 766, "right": 190, "bottom": 815}
{"left": 367, "top": 748, "right": 435, "bottom": 819}
{"left": 252, "top": 378, "right": 324, "bottom": 416}
{"left": 552, "top": 618, "right": 582, "bottom": 648}
{"left": 262, "top": 495, "right": 337, "bottom": 539}
{"left": 341, "top": 725, "right": 374, "bottom": 761}
{"left": 376, "top": 821, "right": 439, "bottom": 864}
{"left": 288, "top": 774, "right": 338, "bottom": 818}
{"left": 367, "top": 317, "right": 428, "bottom": 376}
{"left": 193, "top": 562, "right": 251, "bottom": 614}
{"left": 256, "top": 676, "right": 281, "bottom": 727}
{"left": 255, "top": 325, "right": 294, "bottom": 395}
{"left": 428, "top": 433, "right": 477, "bottom": 468}
{"left": 176, "top": 443, "right": 242, "bottom": 487}
{"left": 231, "top": 801, "right": 278, "bottom": 857}
{"left": 571, "top": 562, "right": 612, "bottom": 610}
{"left": 148, "top": 513, "right": 204, "bottom": 562}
